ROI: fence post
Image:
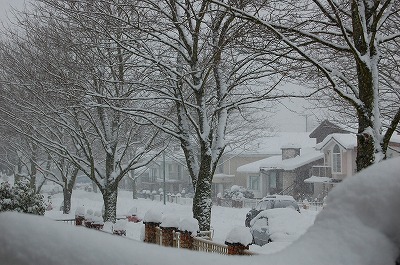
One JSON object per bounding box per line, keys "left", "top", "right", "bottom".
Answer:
{"left": 225, "top": 227, "right": 252, "bottom": 255}
{"left": 225, "top": 242, "right": 249, "bottom": 255}
{"left": 161, "top": 227, "right": 176, "bottom": 247}
{"left": 144, "top": 222, "right": 161, "bottom": 243}
{"left": 160, "top": 215, "right": 180, "bottom": 247}
{"left": 178, "top": 217, "right": 199, "bottom": 250}
{"left": 179, "top": 231, "right": 194, "bottom": 249}
{"left": 75, "top": 206, "right": 85, "bottom": 226}
{"left": 143, "top": 209, "right": 163, "bottom": 244}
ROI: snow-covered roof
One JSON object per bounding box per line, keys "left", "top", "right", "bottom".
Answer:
{"left": 213, "top": 173, "right": 235, "bottom": 179}
{"left": 237, "top": 155, "right": 282, "bottom": 173}
{"left": 304, "top": 176, "right": 332, "bottom": 183}
{"left": 237, "top": 149, "right": 323, "bottom": 173}
{"left": 227, "top": 132, "right": 316, "bottom": 155}
{"left": 316, "top": 133, "right": 357, "bottom": 150}
{"left": 390, "top": 134, "right": 400, "bottom": 144}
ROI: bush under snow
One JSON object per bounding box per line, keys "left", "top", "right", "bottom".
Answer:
{"left": 0, "top": 179, "right": 45, "bottom": 215}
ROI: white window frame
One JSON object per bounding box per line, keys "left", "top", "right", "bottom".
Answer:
{"left": 332, "top": 144, "right": 342, "bottom": 173}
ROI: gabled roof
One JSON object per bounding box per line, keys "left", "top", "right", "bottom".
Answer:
{"left": 227, "top": 132, "right": 316, "bottom": 156}
{"left": 237, "top": 149, "right": 323, "bottom": 173}
{"left": 315, "top": 133, "right": 357, "bottom": 150}
{"left": 309, "top": 120, "right": 350, "bottom": 138}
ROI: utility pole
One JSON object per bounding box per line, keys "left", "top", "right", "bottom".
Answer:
{"left": 163, "top": 151, "right": 166, "bottom": 205}
{"left": 302, "top": 114, "right": 310, "bottom": 132}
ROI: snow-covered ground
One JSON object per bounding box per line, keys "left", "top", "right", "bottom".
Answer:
{"left": 1, "top": 157, "right": 400, "bottom": 265}
{"left": 44, "top": 189, "right": 318, "bottom": 254}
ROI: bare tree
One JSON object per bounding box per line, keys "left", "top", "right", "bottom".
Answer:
{"left": 63, "top": 0, "right": 284, "bottom": 230}
{"left": 0, "top": 3, "right": 166, "bottom": 221}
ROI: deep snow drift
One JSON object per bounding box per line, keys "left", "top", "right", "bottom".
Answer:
{"left": 0, "top": 157, "right": 399, "bottom": 265}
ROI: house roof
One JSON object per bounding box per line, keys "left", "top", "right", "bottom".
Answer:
{"left": 227, "top": 132, "right": 316, "bottom": 156}
{"left": 309, "top": 120, "right": 350, "bottom": 138}
{"left": 315, "top": 133, "right": 357, "bottom": 150}
{"left": 304, "top": 176, "right": 341, "bottom": 184}
{"left": 390, "top": 134, "right": 400, "bottom": 144}
{"left": 304, "top": 176, "right": 332, "bottom": 183}
{"left": 237, "top": 149, "right": 323, "bottom": 173}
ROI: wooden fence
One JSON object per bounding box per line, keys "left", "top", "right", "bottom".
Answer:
{"left": 56, "top": 218, "right": 256, "bottom": 256}
{"left": 154, "top": 226, "right": 255, "bottom": 256}
{"left": 192, "top": 237, "right": 228, "bottom": 255}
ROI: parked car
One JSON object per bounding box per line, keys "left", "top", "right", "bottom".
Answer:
{"left": 245, "top": 195, "right": 300, "bottom": 227}
{"left": 250, "top": 207, "right": 303, "bottom": 246}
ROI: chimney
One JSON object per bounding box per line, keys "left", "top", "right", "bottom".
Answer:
{"left": 281, "top": 144, "right": 301, "bottom": 160}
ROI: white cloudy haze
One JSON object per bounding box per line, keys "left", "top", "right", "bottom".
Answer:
{"left": 0, "top": 0, "right": 318, "bottom": 132}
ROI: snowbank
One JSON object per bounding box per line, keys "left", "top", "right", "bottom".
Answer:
{"left": 0, "top": 157, "right": 399, "bottom": 265}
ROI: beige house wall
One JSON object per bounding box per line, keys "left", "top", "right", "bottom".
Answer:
{"left": 219, "top": 153, "right": 276, "bottom": 189}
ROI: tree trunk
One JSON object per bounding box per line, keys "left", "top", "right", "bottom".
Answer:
{"left": 63, "top": 187, "right": 72, "bottom": 214}
{"left": 192, "top": 154, "right": 213, "bottom": 231}
{"left": 352, "top": 1, "right": 379, "bottom": 171}
{"left": 102, "top": 187, "right": 118, "bottom": 223}
{"left": 132, "top": 178, "right": 137, "bottom": 199}
{"left": 356, "top": 108, "right": 375, "bottom": 171}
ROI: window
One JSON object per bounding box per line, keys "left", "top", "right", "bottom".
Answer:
{"left": 249, "top": 176, "right": 260, "bottom": 191}
{"left": 332, "top": 144, "right": 342, "bottom": 173}
{"left": 269, "top": 172, "right": 277, "bottom": 189}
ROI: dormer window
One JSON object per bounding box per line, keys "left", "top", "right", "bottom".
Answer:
{"left": 332, "top": 144, "right": 342, "bottom": 173}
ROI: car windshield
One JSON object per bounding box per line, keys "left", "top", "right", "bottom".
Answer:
{"left": 255, "top": 200, "right": 274, "bottom": 210}
{"left": 274, "top": 200, "right": 297, "bottom": 209}
{"left": 255, "top": 199, "right": 298, "bottom": 211}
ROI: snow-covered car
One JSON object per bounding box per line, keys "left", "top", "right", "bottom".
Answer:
{"left": 250, "top": 208, "right": 304, "bottom": 246}
{"left": 245, "top": 195, "right": 300, "bottom": 227}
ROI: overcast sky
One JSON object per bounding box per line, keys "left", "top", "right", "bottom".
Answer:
{"left": 0, "top": 0, "right": 317, "bottom": 132}
{"left": 0, "top": 0, "right": 24, "bottom": 23}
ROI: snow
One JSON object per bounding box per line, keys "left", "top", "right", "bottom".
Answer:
{"left": 316, "top": 133, "right": 357, "bottom": 150}
{"left": 160, "top": 214, "right": 180, "bottom": 228}
{"left": 0, "top": 157, "right": 399, "bottom": 264}
{"left": 225, "top": 226, "right": 253, "bottom": 246}
{"left": 179, "top": 217, "right": 199, "bottom": 235}
{"left": 237, "top": 149, "right": 323, "bottom": 173}
{"left": 75, "top": 206, "right": 85, "bottom": 217}
{"left": 228, "top": 132, "right": 316, "bottom": 155}
{"left": 143, "top": 209, "right": 163, "bottom": 223}
{"left": 250, "top": 208, "right": 313, "bottom": 242}
{"left": 304, "top": 176, "right": 332, "bottom": 183}
{"left": 114, "top": 219, "right": 127, "bottom": 231}
{"left": 390, "top": 134, "right": 400, "bottom": 144}
{"left": 128, "top": 207, "right": 138, "bottom": 215}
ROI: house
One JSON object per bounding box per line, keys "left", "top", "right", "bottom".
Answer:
{"left": 305, "top": 133, "right": 400, "bottom": 200}
{"left": 309, "top": 120, "right": 351, "bottom": 143}
{"left": 214, "top": 132, "right": 317, "bottom": 199}
{"left": 134, "top": 153, "right": 192, "bottom": 195}
{"left": 233, "top": 121, "right": 400, "bottom": 201}
{"left": 237, "top": 145, "right": 323, "bottom": 200}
